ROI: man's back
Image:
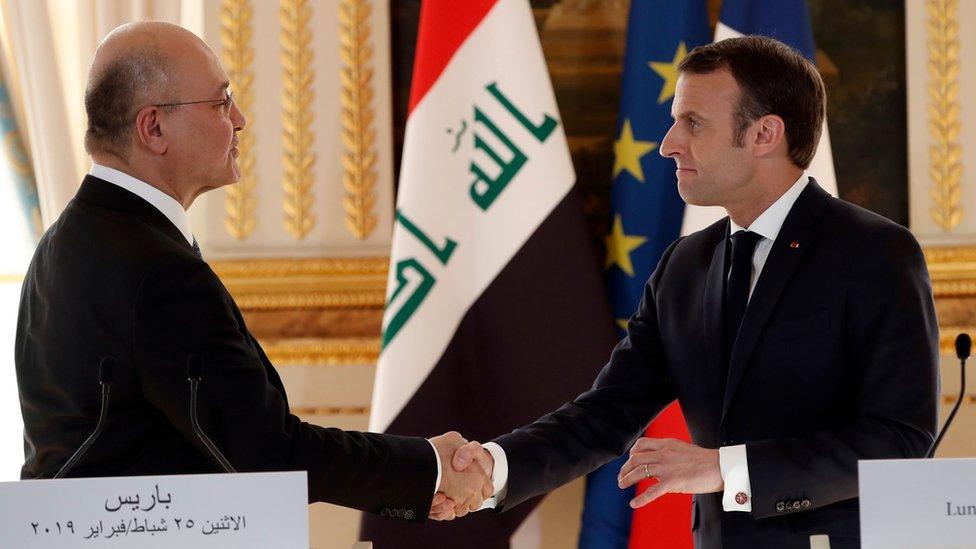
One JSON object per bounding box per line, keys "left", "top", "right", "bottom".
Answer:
{"left": 16, "top": 176, "right": 215, "bottom": 479}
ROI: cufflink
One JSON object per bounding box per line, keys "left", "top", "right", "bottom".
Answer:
{"left": 735, "top": 492, "right": 749, "bottom": 505}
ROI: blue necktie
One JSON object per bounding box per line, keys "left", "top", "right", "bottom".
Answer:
{"left": 191, "top": 237, "right": 202, "bottom": 259}
{"left": 724, "top": 230, "right": 761, "bottom": 364}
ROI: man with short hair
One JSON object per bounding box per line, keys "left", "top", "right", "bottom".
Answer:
{"left": 440, "top": 35, "right": 939, "bottom": 548}
{"left": 16, "top": 21, "right": 490, "bottom": 521}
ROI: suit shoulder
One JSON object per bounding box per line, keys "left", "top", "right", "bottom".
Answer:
{"left": 824, "top": 197, "right": 919, "bottom": 249}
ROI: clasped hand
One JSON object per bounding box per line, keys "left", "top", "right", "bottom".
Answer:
{"left": 428, "top": 432, "right": 495, "bottom": 520}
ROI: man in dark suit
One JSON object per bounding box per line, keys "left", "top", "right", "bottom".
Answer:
{"left": 15, "top": 21, "right": 491, "bottom": 520}
{"left": 437, "top": 36, "right": 939, "bottom": 548}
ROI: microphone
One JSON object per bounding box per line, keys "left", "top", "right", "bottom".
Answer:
{"left": 186, "top": 355, "right": 236, "bottom": 473}
{"left": 928, "top": 333, "right": 969, "bottom": 458}
{"left": 54, "top": 357, "right": 117, "bottom": 479}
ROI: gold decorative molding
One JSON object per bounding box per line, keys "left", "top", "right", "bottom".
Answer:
{"left": 941, "top": 395, "right": 976, "bottom": 405}
{"left": 211, "top": 257, "right": 388, "bottom": 310}
{"left": 221, "top": 0, "right": 258, "bottom": 240}
{"left": 293, "top": 406, "right": 370, "bottom": 417}
{"left": 263, "top": 337, "right": 380, "bottom": 365}
{"left": 924, "top": 245, "right": 976, "bottom": 297}
{"left": 339, "top": 0, "right": 379, "bottom": 240}
{"left": 280, "top": 0, "right": 316, "bottom": 239}
{"left": 926, "top": 0, "right": 963, "bottom": 232}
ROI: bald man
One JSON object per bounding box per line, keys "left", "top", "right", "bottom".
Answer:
{"left": 14, "top": 22, "right": 490, "bottom": 521}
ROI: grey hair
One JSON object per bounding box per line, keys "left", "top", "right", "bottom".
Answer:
{"left": 84, "top": 47, "right": 173, "bottom": 161}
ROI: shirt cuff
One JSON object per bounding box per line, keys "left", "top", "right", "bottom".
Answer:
{"left": 478, "top": 442, "right": 509, "bottom": 510}
{"left": 719, "top": 444, "right": 752, "bottom": 512}
{"left": 427, "top": 439, "right": 442, "bottom": 496}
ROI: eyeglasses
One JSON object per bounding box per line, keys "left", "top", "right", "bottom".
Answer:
{"left": 155, "top": 91, "right": 234, "bottom": 115}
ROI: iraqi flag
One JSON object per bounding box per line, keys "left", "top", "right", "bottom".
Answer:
{"left": 680, "top": 0, "right": 838, "bottom": 235}
{"left": 360, "top": 0, "right": 616, "bottom": 546}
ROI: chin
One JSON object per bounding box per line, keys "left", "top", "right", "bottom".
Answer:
{"left": 677, "top": 180, "right": 720, "bottom": 208}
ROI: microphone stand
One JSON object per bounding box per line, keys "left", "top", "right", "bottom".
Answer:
{"left": 55, "top": 357, "right": 116, "bottom": 479}
{"left": 927, "top": 333, "right": 969, "bottom": 458}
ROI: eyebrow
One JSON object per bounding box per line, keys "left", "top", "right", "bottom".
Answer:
{"left": 672, "top": 111, "right": 706, "bottom": 121}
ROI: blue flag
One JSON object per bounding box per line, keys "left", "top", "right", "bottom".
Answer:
{"left": 578, "top": 1, "right": 709, "bottom": 547}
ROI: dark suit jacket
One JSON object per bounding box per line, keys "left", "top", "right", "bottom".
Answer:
{"left": 16, "top": 175, "right": 435, "bottom": 522}
{"left": 494, "top": 180, "right": 939, "bottom": 548}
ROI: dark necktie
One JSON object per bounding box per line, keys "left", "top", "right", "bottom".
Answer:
{"left": 191, "top": 237, "right": 202, "bottom": 259}
{"left": 724, "top": 230, "right": 762, "bottom": 364}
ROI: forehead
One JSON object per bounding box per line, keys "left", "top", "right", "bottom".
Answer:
{"left": 672, "top": 69, "right": 741, "bottom": 118}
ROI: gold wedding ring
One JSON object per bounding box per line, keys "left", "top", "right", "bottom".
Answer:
{"left": 643, "top": 464, "right": 649, "bottom": 479}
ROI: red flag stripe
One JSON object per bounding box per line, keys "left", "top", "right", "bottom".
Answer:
{"left": 628, "top": 402, "right": 693, "bottom": 549}
{"left": 407, "top": 0, "right": 499, "bottom": 114}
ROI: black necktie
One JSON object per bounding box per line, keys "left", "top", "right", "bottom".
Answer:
{"left": 191, "top": 237, "right": 202, "bottom": 259}
{"left": 724, "top": 230, "right": 762, "bottom": 364}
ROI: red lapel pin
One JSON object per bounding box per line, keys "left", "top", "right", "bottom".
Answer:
{"left": 789, "top": 241, "right": 800, "bottom": 249}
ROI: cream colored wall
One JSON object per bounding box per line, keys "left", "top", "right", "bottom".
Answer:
{"left": 907, "top": 0, "right": 975, "bottom": 242}
{"left": 192, "top": 0, "right": 395, "bottom": 259}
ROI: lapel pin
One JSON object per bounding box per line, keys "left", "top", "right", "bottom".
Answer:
{"left": 789, "top": 241, "right": 800, "bottom": 249}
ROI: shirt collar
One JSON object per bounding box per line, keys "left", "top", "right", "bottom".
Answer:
{"left": 729, "top": 174, "right": 809, "bottom": 241}
{"left": 89, "top": 163, "right": 194, "bottom": 246}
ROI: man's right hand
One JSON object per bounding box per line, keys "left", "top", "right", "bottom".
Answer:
{"left": 428, "top": 432, "right": 493, "bottom": 520}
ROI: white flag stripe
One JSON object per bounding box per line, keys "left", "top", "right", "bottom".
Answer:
{"left": 370, "top": 0, "right": 574, "bottom": 431}
{"left": 680, "top": 22, "right": 837, "bottom": 236}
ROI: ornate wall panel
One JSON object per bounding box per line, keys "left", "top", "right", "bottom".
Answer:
{"left": 909, "top": 0, "right": 973, "bottom": 241}
{"left": 192, "top": 0, "right": 395, "bottom": 258}
{"left": 908, "top": 0, "right": 976, "bottom": 459}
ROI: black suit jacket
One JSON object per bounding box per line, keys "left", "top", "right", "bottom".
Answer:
{"left": 16, "top": 175, "right": 436, "bottom": 522}
{"left": 494, "top": 180, "right": 939, "bottom": 548}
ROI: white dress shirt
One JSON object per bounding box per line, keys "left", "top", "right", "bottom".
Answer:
{"left": 90, "top": 163, "right": 448, "bottom": 496}
{"left": 481, "top": 175, "right": 811, "bottom": 513}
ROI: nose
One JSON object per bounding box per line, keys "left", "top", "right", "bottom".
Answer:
{"left": 231, "top": 100, "right": 246, "bottom": 131}
{"left": 659, "top": 123, "right": 679, "bottom": 158}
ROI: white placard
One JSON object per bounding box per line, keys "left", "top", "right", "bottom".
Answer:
{"left": 0, "top": 471, "right": 308, "bottom": 548}
{"left": 859, "top": 458, "right": 976, "bottom": 549}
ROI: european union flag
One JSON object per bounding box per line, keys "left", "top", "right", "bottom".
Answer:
{"left": 578, "top": 1, "right": 709, "bottom": 548}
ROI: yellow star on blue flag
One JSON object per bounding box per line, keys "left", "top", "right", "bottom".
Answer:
{"left": 648, "top": 41, "right": 688, "bottom": 104}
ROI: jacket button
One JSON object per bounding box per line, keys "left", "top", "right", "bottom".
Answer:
{"left": 801, "top": 499, "right": 811, "bottom": 509}
{"left": 776, "top": 502, "right": 786, "bottom": 512}
{"left": 405, "top": 510, "right": 415, "bottom": 520}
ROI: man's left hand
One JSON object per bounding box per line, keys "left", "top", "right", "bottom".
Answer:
{"left": 617, "top": 437, "right": 724, "bottom": 508}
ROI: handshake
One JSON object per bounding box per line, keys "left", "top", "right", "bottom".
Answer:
{"left": 427, "top": 431, "right": 496, "bottom": 521}
{"left": 425, "top": 433, "right": 726, "bottom": 521}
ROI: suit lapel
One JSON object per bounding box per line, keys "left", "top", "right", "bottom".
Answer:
{"left": 720, "top": 181, "right": 830, "bottom": 422}
{"left": 702, "top": 221, "right": 728, "bottom": 395}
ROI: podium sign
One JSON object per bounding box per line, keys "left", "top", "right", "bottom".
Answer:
{"left": 0, "top": 471, "right": 308, "bottom": 548}
{"left": 859, "top": 458, "right": 976, "bottom": 548}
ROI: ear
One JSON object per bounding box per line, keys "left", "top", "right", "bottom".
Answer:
{"left": 134, "top": 106, "right": 168, "bottom": 155}
{"left": 751, "top": 114, "right": 786, "bottom": 158}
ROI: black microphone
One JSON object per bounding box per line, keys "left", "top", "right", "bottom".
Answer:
{"left": 928, "top": 333, "right": 969, "bottom": 458}
{"left": 54, "top": 357, "right": 117, "bottom": 479}
{"left": 187, "top": 355, "right": 236, "bottom": 473}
